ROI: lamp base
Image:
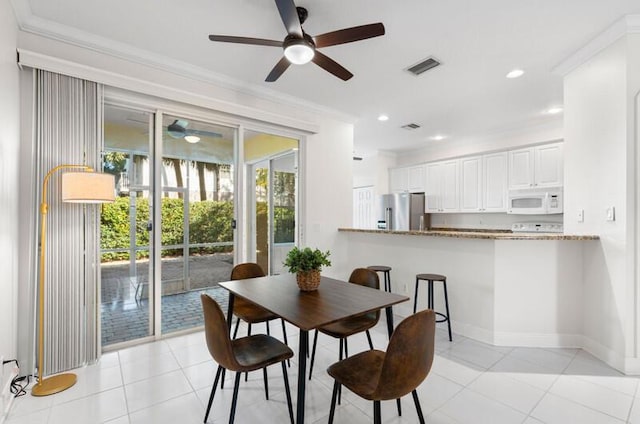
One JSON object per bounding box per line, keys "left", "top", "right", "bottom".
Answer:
{"left": 31, "top": 373, "right": 77, "bottom": 396}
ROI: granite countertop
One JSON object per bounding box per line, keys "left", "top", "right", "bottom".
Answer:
{"left": 338, "top": 228, "right": 600, "bottom": 241}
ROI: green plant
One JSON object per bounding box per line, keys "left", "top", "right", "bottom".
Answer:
{"left": 283, "top": 247, "right": 331, "bottom": 273}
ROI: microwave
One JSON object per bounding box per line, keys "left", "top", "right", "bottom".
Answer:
{"left": 507, "top": 188, "right": 563, "bottom": 215}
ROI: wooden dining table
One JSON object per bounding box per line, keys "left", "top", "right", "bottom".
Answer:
{"left": 219, "top": 273, "right": 409, "bottom": 424}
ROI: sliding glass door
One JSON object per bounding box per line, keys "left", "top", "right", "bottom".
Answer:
{"left": 159, "top": 114, "right": 235, "bottom": 335}
{"left": 100, "top": 102, "right": 302, "bottom": 347}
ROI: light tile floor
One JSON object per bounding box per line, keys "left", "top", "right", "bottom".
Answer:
{"left": 6, "top": 318, "right": 640, "bottom": 424}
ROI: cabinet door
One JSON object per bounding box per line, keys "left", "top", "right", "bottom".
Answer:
{"left": 459, "top": 156, "right": 482, "bottom": 212}
{"left": 508, "top": 148, "right": 534, "bottom": 189}
{"left": 425, "top": 163, "right": 441, "bottom": 212}
{"left": 483, "top": 152, "right": 508, "bottom": 212}
{"left": 535, "top": 143, "right": 563, "bottom": 187}
{"left": 441, "top": 160, "right": 459, "bottom": 212}
{"left": 407, "top": 165, "right": 426, "bottom": 193}
{"left": 389, "top": 167, "right": 409, "bottom": 193}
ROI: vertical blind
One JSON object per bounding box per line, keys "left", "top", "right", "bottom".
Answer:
{"left": 35, "top": 70, "right": 103, "bottom": 375}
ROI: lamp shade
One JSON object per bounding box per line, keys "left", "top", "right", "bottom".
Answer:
{"left": 61, "top": 172, "right": 115, "bottom": 203}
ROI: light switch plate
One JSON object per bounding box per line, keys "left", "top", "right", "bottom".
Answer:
{"left": 577, "top": 209, "right": 584, "bottom": 223}
{"left": 606, "top": 206, "right": 616, "bottom": 221}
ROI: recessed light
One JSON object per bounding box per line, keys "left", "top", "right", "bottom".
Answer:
{"left": 506, "top": 69, "right": 525, "bottom": 79}
{"left": 184, "top": 135, "right": 200, "bottom": 143}
{"left": 547, "top": 107, "right": 563, "bottom": 114}
{"left": 378, "top": 114, "right": 389, "bottom": 122}
{"left": 430, "top": 134, "right": 446, "bottom": 141}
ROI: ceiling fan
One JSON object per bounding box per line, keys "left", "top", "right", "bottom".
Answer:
{"left": 166, "top": 120, "right": 223, "bottom": 143}
{"left": 208, "top": 0, "right": 385, "bottom": 82}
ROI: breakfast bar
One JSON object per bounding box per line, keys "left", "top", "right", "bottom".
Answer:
{"left": 339, "top": 228, "right": 599, "bottom": 348}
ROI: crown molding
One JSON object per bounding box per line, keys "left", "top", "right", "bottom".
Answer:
{"left": 11, "top": 0, "right": 355, "bottom": 124}
{"left": 553, "top": 14, "right": 640, "bottom": 76}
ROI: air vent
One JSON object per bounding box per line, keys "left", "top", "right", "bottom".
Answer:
{"left": 401, "top": 123, "right": 421, "bottom": 130}
{"left": 406, "top": 57, "right": 441, "bottom": 76}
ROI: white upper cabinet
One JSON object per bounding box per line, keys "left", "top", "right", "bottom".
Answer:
{"left": 407, "top": 165, "right": 426, "bottom": 193}
{"left": 459, "top": 152, "right": 507, "bottom": 212}
{"left": 483, "top": 152, "right": 508, "bottom": 211}
{"left": 460, "top": 156, "right": 482, "bottom": 212}
{"left": 534, "top": 143, "right": 564, "bottom": 188}
{"left": 389, "top": 165, "right": 426, "bottom": 193}
{"left": 389, "top": 167, "right": 409, "bottom": 193}
{"left": 426, "top": 160, "right": 459, "bottom": 213}
{"left": 508, "top": 143, "right": 563, "bottom": 190}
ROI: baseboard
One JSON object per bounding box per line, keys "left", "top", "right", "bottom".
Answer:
{"left": 581, "top": 336, "right": 631, "bottom": 375}
{"left": 450, "top": 320, "right": 496, "bottom": 345}
{"left": 493, "top": 331, "right": 583, "bottom": 348}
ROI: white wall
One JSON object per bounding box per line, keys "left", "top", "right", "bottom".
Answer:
{"left": 563, "top": 33, "right": 640, "bottom": 371}
{"left": 0, "top": 0, "right": 19, "bottom": 375}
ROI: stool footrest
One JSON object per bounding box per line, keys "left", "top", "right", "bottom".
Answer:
{"left": 434, "top": 312, "right": 449, "bottom": 323}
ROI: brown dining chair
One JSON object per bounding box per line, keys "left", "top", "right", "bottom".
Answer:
{"left": 308, "top": 268, "right": 380, "bottom": 380}
{"left": 200, "top": 294, "right": 294, "bottom": 424}
{"left": 230, "top": 263, "right": 289, "bottom": 346}
{"left": 327, "top": 309, "right": 436, "bottom": 424}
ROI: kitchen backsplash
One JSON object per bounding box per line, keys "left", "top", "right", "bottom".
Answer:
{"left": 430, "top": 213, "right": 563, "bottom": 231}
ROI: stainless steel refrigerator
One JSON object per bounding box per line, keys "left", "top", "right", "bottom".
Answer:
{"left": 377, "top": 193, "right": 426, "bottom": 231}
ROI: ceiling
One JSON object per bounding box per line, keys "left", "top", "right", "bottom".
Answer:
{"left": 12, "top": 0, "right": 640, "bottom": 155}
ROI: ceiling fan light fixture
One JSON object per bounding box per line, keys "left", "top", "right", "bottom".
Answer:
{"left": 284, "top": 37, "right": 315, "bottom": 65}
{"left": 184, "top": 135, "right": 201, "bottom": 143}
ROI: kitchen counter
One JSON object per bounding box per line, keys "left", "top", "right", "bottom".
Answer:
{"left": 338, "top": 227, "right": 599, "bottom": 241}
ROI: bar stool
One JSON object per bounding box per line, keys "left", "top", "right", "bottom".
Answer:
{"left": 368, "top": 265, "right": 394, "bottom": 331}
{"left": 367, "top": 266, "right": 392, "bottom": 292}
{"left": 414, "top": 273, "right": 452, "bottom": 341}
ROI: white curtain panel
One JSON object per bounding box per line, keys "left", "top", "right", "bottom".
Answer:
{"left": 34, "top": 70, "right": 103, "bottom": 375}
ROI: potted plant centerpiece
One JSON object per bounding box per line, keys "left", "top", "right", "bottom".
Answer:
{"left": 283, "top": 247, "right": 331, "bottom": 291}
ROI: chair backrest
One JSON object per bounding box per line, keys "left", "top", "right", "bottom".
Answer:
{"left": 373, "top": 309, "right": 436, "bottom": 400}
{"left": 201, "top": 293, "right": 240, "bottom": 370}
{"left": 231, "top": 262, "right": 266, "bottom": 280}
{"left": 349, "top": 268, "right": 380, "bottom": 321}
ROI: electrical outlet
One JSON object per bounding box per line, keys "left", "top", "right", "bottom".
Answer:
{"left": 577, "top": 209, "right": 584, "bottom": 223}
{"left": 403, "top": 283, "right": 408, "bottom": 294}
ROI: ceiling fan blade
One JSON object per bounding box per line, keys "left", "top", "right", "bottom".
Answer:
{"left": 314, "top": 23, "right": 385, "bottom": 48}
{"left": 266, "top": 56, "right": 291, "bottom": 82}
{"left": 187, "top": 129, "right": 223, "bottom": 138}
{"left": 275, "top": 0, "right": 303, "bottom": 38}
{"left": 208, "top": 35, "right": 283, "bottom": 47}
{"left": 311, "top": 51, "right": 353, "bottom": 81}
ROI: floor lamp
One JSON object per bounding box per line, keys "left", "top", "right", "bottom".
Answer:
{"left": 31, "top": 165, "right": 115, "bottom": 397}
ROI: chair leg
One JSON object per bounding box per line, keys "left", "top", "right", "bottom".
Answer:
{"left": 373, "top": 400, "right": 382, "bottom": 424}
{"left": 396, "top": 398, "right": 402, "bottom": 416}
{"left": 309, "top": 329, "right": 319, "bottom": 380}
{"left": 266, "top": 320, "right": 271, "bottom": 336}
{"left": 281, "top": 319, "right": 290, "bottom": 367}
{"left": 328, "top": 380, "right": 340, "bottom": 424}
{"left": 263, "top": 367, "right": 269, "bottom": 400}
{"left": 337, "top": 339, "right": 343, "bottom": 405}
{"left": 245, "top": 324, "right": 252, "bottom": 382}
{"left": 366, "top": 330, "right": 374, "bottom": 350}
{"left": 443, "top": 280, "right": 453, "bottom": 342}
{"left": 413, "top": 278, "right": 419, "bottom": 313}
{"left": 229, "top": 372, "right": 242, "bottom": 424}
{"left": 281, "top": 362, "right": 294, "bottom": 424}
{"left": 220, "top": 368, "right": 226, "bottom": 389}
{"left": 232, "top": 318, "right": 241, "bottom": 339}
{"left": 412, "top": 390, "right": 425, "bottom": 424}
{"left": 344, "top": 338, "right": 349, "bottom": 358}
{"left": 204, "top": 365, "right": 223, "bottom": 423}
